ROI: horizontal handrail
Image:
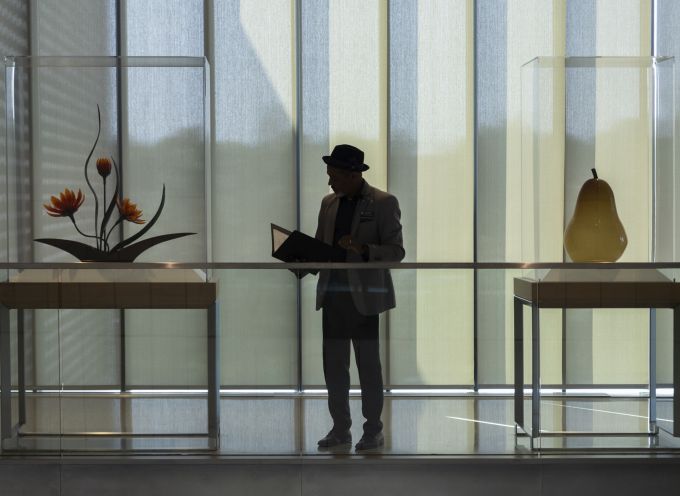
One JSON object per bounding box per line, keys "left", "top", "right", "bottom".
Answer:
{"left": 0, "top": 262, "right": 680, "bottom": 270}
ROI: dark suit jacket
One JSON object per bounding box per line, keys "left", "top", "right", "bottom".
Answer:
{"left": 315, "top": 180, "right": 405, "bottom": 315}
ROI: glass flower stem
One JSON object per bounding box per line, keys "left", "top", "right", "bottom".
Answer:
{"left": 84, "top": 106, "right": 101, "bottom": 249}
{"left": 101, "top": 178, "right": 107, "bottom": 250}
{"left": 68, "top": 216, "right": 100, "bottom": 243}
{"left": 105, "top": 217, "right": 123, "bottom": 245}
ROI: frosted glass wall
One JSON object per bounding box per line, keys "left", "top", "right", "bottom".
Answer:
{"left": 4, "top": 0, "right": 676, "bottom": 389}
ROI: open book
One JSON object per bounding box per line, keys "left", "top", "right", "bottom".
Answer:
{"left": 271, "top": 224, "right": 341, "bottom": 263}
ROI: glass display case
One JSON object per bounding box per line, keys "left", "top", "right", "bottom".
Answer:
{"left": 1, "top": 56, "right": 213, "bottom": 452}
{"left": 520, "top": 56, "right": 676, "bottom": 264}
{"left": 518, "top": 56, "right": 679, "bottom": 449}
{"left": 3, "top": 56, "right": 212, "bottom": 267}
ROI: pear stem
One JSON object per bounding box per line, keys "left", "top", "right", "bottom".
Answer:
{"left": 591, "top": 168, "right": 598, "bottom": 179}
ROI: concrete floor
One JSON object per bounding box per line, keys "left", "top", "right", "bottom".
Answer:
{"left": 1, "top": 393, "right": 679, "bottom": 454}
{"left": 1, "top": 394, "right": 680, "bottom": 496}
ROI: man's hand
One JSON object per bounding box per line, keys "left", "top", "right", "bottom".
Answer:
{"left": 338, "top": 235, "right": 367, "bottom": 255}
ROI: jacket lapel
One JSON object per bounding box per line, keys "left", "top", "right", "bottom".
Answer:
{"left": 351, "top": 181, "right": 374, "bottom": 236}
{"left": 324, "top": 196, "right": 339, "bottom": 244}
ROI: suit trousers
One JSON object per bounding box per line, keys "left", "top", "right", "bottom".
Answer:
{"left": 322, "top": 290, "right": 383, "bottom": 436}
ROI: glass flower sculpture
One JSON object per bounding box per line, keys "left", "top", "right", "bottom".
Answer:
{"left": 35, "top": 105, "right": 194, "bottom": 262}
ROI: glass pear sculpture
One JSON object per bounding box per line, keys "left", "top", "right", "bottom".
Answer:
{"left": 564, "top": 169, "right": 627, "bottom": 262}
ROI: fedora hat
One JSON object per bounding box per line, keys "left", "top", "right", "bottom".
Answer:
{"left": 322, "top": 144, "right": 369, "bottom": 172}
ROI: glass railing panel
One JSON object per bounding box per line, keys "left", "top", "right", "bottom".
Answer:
{"left": 300, "top": 266, "right": 478, "bottom": 455}
{"left": 0, "top": 263, "right": 679, "bottom": 455}
{"left": 213, "top": 267, "right": 298, "bottom": 454}
{"left": 0, "top": 266, "right": 217, "bottom": 452}
{"left": 0, "top": 268, "right": 62, "bottom": 451}
{"left": 526, "top": 266, "right": 680, "bottom": 450}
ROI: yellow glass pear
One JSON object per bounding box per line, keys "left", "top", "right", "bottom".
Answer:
{"left": 564, "top": 169, "right": 627, "bottom": 262}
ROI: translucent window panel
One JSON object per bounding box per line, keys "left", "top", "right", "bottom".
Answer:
{"left": 476, "top": 0, "right": 565, "bottom": 385}
{"left": 329, "top": 0, "right": 387, "bottom": 191}
{"left": 29, "top": 0, "right": 118, "bottom": 390}
{"left": 301, "top": 276, "right": 323, "bottom": 387}
{"left": 593, "top": 2, "right": 653, "bottom": 262}
{"left": 574, "top": 2, "right": 652, "bottom": 386}
{"left": 414, "top": 0, "right": 473, "bottom": 385}
{"left": 390, "top": 270, "right": 474, "bottom": 386}
{"left": 476, "top": 269, "right": 508, "bottom": 385}
{"left": 32, "top": 309, "right": 120, "bottom": 389}
{"left": 213, "top": 1, "right": 297, "bottom": 386}
{"left": 123, "top": 0, "right": 204, "bottom": 57}
{"left": 124, "top": 309, "right": 208, "bottom": 388}
{"left": 120, "top": 64, "right": 209, "bottom": 262}
{"left": 475, "top": 0, "right": 507, "bottom": 264}
{"left": 219, "top": 270, "right": 298, "bottom": 387}
{"left": 559, "top": 2, "right": 653, "bottom": 387}
{"left": 32, "top": 0, "right": 119, "bottom": 263}
{"left": 591, "top": 69, "right": 653, "bottom": 260}
{"left": 595, "top": 0, "right": 651, "bottom": 57}
{"left": 121, "top": 0, "right": 210, "bottom": 261}
{"left": 298, "top": 0, "right": 329, "bottom": 387}
{"left": 474, "top": 0, "right": 509, "bottom": 386}
{"left": 57, "top": 310, "right": 121, "bottom": 387}
{"left": 506, "top": 0, "right": 565, "bottom": 263}
{"left": 33, "top": 310, "right": 60, "bottom": 387}
{"left": 31, "top": 68, "right": 118, "bottom": 263}
{"left": 123, "top": 1, "right": 207, "bottom": 262}
{"left": 415, "top": 0, "right": 473, "bottom": 263}
{"left": 590, "top": 309, "right": 649, "bottom": 384}
{"left": 121, "top": 3, "right": 209, "bottom": 388}
{"left": 387, "top": 0, "right": 417, "bottom": 262}
{"left": 213, "top": 0, "right": 296, "bottom": 260}
{"left": 33, "top": 0, "right": 116, "bottom": 56}
{"left": 585, "top": 1, "right": 652, "bottom": 386}
{"left": 388, "top": 1, "right": 474, "bottom": 386}
{"left": 299, "top": 0, "right": 330, "bottom": 237}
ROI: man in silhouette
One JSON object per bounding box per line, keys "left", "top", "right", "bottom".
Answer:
{"left": 315, "top": 144, "right": 404, "bottom": 451}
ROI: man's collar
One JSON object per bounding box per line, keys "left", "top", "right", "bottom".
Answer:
{"left": 335, "top": 179, "right": 368, "bottom": 200}
{"left": 359, "top": 179, "right": 370, "bottom": 197}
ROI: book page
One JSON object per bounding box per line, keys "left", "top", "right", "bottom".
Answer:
{"left": 272, "top": 226, "right": 290, "bottom": 253}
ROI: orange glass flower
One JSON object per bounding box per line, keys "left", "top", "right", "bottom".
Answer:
{"left": 44, "top": 189, "right": 85, "bottom": 218}
{"left": 116, "top": 197, "right": 145, "bottom": 224}
{"left": 96, "top": 157, "right": 112, "bottom": 178}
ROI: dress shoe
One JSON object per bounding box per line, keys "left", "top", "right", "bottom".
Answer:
{"left": 317, "top": 430, "right": 352, "bottom": 448}
{"left": 355, "top": 431, "right": 384, "bottom": 451}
